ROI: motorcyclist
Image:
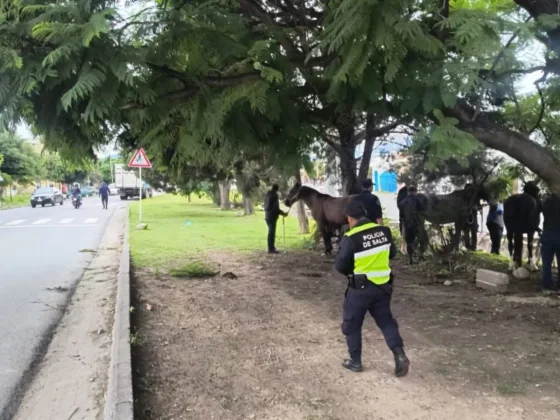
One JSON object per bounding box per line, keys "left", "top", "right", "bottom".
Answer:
{"left": 72, "top": 183, "right": 82, "bottom": 206}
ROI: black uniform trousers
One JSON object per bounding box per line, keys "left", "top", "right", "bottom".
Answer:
{"left": 342, "top": 281, "right": 403, "bottom": 363}
{"left": 486, "top": 222, "right": 503, "bottom": 254}
{"left": 101, "top": 195, "right": 108, "bottom": 209}
{"left": 266, "top": 217, "right": 278, "bottom": 251}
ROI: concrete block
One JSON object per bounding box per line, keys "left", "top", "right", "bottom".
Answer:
{"left": 476, "top": 279, "right": 508, "bottom": 293}
{"left": 476, "top": 269, "right": 509, "bottom": 285}
{"left": 476, "top": 269, "right": 509, "bottom": 293}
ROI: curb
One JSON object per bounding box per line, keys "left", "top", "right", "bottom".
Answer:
{"left": 104, "top": 212, "right": 133, "bottom": 420}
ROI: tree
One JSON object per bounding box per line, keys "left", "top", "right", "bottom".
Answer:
{"left": 6, "top": 0, "right": 560, "bottom": 197}
{"left": 322, "top": 0, "right": 560, "bottom": 194}
{"left": 0, "top": 132, "right": 40, "bottom": 184}
{"left": 41, "top": 152, "right": 66, "bottom": 183}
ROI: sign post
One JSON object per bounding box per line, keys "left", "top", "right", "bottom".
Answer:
{"left": 128, "top": 148, "right": 152, "bottom": 223}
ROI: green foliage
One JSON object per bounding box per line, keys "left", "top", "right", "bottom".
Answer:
{"left": 0, "top": 132, "right": 40, "bottom": 184}
{"left": 413, "top": 110, "right": 482, "bottom": 170}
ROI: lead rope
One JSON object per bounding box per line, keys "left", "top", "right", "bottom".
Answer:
{"left": 283, "top": 203, "right": 293, "bottom": 250}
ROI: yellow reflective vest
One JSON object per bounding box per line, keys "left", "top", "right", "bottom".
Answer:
{"left": 345, "top": 222, "right": 392, "bottom": 284}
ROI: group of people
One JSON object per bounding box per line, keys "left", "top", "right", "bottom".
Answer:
{"left": 262, "top": 178, "right": 560, "bottom": 377}
{"left": 264, "top": 179, "right": 409, "bottom": 377}
{"left": 63, "top": 182, "right": 111, "bottom": 209}
{"left": 485, "top": 194, "right": 560, "bottom": 291}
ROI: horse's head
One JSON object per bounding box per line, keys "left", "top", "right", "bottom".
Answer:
{"left": 464, "top": 183, "right": 491, "bottom": 204}
{"left": 523, "top": 181, "right": 540, "bottom": 199}
{"left": 284, "top": 182, "right": 302, "bottom": 207}
{"left": 397, "top": 185, "right": 408, "bottom": 205}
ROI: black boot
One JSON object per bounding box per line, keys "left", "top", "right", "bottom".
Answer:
{"left": 342, "top": 359, "right": 363, "bottom": 373}
{"left": 393, "top": 347, "right": 410, "bottom": 377}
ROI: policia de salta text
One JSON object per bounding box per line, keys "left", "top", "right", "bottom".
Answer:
{"left": 335, "top": 200, "right": 410, "bottom": 376}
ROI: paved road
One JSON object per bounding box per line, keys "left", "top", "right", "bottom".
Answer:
{"left": 0, "top": 195, "right": 125, "bottom": 418}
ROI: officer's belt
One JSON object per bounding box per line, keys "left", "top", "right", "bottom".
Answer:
{"left": 347, "top": 274, "right": 393, "bottom": 294}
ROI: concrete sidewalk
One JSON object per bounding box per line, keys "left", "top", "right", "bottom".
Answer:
{"left": 13, "top": 206, "right": 128, "bottom": 420}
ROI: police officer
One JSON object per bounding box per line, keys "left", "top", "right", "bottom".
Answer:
{"left": 354, "top": 178, "right": 383, "bottom": 225}
{"left": 264, "top": 184, "right": 287, "bottom": 254}
{"left": 540, "top": 193, "right": 560, "bottom": 291}
{"left": 335, "top": 200, "right": 410, "bottom": 376}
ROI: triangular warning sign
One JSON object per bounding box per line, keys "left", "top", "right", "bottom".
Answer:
{"left": 128, "top": 148, "right": 152, "bottom": 168}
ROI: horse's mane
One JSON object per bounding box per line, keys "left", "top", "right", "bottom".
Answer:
{"left": 299, "top": 185, "right": 335, "bottom": 200}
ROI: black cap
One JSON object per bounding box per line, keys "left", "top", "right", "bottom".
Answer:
{"left": 345, "top": 200, "right": 366, "bottom": 219}
{"left": 271, "top": 184, "right": 279, "bottom": 191}
{"left": 362, "top": 178, "right": 373, "bottom": 189}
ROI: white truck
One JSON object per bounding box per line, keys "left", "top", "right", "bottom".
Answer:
{"left": 114, "top": 164, "right": 153, "bottom": 200}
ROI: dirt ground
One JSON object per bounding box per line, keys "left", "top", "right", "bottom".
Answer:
{"left": 131, "top": 251, "right": 560, "bottom": 420}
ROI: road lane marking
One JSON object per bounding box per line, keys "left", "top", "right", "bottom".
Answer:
{"left": 59, "top": 218, "right": 73, "bottom": 224}
{"left": 32, "top": 219, "right": 50, "bottom": 225}
{"left": 5, "top": 220, "right": 26, "bottom": 225}
{"left": 0, "top": 224, "right": 100, "bottom": 229}
{"left": 83, "top": 218, "right": 98, "bottom": 224}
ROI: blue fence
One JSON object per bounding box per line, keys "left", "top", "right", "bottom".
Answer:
{"left": 373, "top": 170, "right": 398, "bottom": 193}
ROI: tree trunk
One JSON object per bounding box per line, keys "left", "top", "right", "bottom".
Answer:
{"left": 187, "top": 193, "right": 192, "bottom": 203}
{"left": 242, "top": 192, "right": 254, "bottom": 215}
{"left": 218, "top": 179, "right": 231, "bottom": 210}
{"left": 357, "top": 114, "right": 376, "bottom": 186}
{"left": 337, "top": 123, "right": 359, "bottom": 195}
{"left": 446, "top": 103, "right": 560, "bottom": 196}
{"left": 211, "top": 182, "right": 221, "bottom": 206}
{"left": 294, "top": 171, "right": 309, "bottom": 233}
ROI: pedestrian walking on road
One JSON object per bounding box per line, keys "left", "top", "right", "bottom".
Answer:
{"left": 99, "top": 182, "right": 109, "bottom": 210}
{"left": 264, "top": 184, "right": 287, "bottom": 254}
{"left": 335, "top": 200, "right": 410, "bottom": 376}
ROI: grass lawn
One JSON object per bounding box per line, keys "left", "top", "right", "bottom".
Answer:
{"left": 129, "top": 194, "right": 313, "bottom": 269}
{"left": 0, "top": 194, "right": 29, "bottom": 210}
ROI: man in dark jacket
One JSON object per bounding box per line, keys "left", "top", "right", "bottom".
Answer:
{"left": 486, "top": 201, "right": 504, "bottom": 254}
{"left": 335, "top": 200, "right": 409, "bottom": 377}
{"left": 99, "top": 182, "right": 109, "bottom": 209}
{"left": 353, "top": 178, "right": 383, "bottom": 225}
{"left": 541, "top": 193, "right": 560, "bottom": 291}
{"left": 264, "top": 184, "right": 287, "bottom": 254}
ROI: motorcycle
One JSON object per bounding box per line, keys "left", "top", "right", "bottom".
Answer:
{"left": 72, "top": 195, "right": 81, "bottom": 209}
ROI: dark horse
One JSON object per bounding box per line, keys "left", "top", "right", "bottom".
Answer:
{"left": 503, "top": 181, "right": 541, "bottom": 271}
{"left": 284, "top": 182, "right": 354, "bottom": 255}
{"left": 397, "top": 184, "right": 490, "bottom": 263}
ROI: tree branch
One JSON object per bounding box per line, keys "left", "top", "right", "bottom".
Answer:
{"left": 120, "top": 72, "right": 261, "bottom": 110}
{"left": 529, "top": 82, "right": 546, "bottom": 137}
{"left": 321, "top": 134, "right": 342, "bottom": 154}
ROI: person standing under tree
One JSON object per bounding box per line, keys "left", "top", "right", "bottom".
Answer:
{"left": 486, "top": 201, "right": 504, "bottom": 254}
{"left": 540, "top": 193, "right": 560, "bottom": 291}
{"left": 335, "top": 200, "right": 409, "bottom": 376}
{"left": 353, "top": 178, "right": 383, "bottom": 225}
{"left": 264, "top": 184, "right": 287, "bottom": 254}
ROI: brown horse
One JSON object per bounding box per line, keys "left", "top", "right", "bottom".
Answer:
{"left": 284, "top": 183, "right": 355, "bottom": 255}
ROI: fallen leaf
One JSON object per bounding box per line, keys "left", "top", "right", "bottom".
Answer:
{"left": 146, "top": 304, "right": 152, "bottom": 311}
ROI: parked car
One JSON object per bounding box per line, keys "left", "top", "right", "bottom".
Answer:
{"left": 31, "top": 187, "right": 64, "bottom": 208}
